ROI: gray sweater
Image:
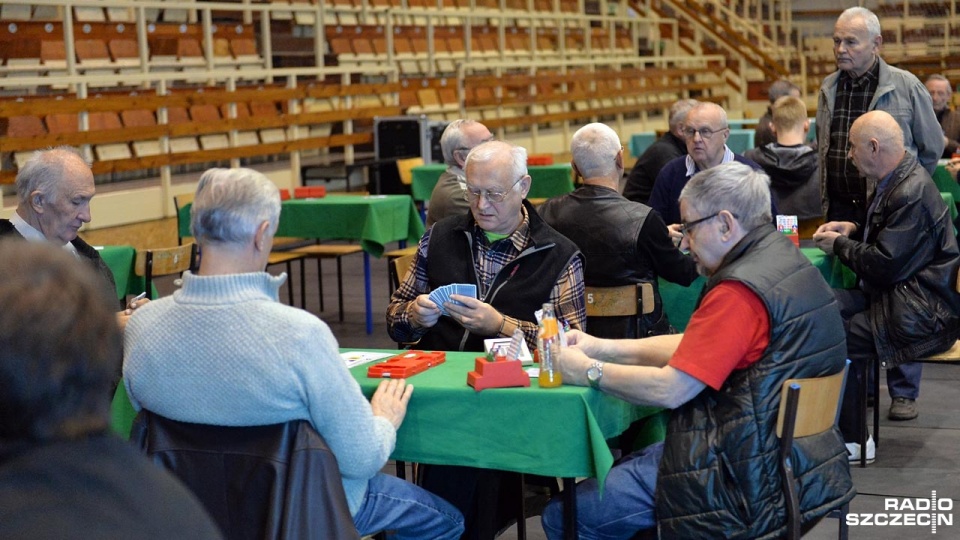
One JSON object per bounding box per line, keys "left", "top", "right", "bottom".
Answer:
{"left": 123, "top": 271, "right": 396, "bottom": 515}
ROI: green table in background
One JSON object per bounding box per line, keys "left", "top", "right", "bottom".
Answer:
{"left": 98, "top": 245, "right": 149, "bottom": 301}
{"left": 659, "top": 246, "right": 857, "bottom": 331}
{"left": 180, "top": 195, "right": 424, "bottom": 334}
{"left": 933, "top": 161, "right": 959, "bottom": 203}
{"left": 411, "top": 163, "right": 576, "bottom": 204}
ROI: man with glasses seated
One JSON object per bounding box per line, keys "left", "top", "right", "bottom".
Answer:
{"left": 426, "top": 119, "right": 494, "bottom": 228}
{"left": 541, "top": 162, "right": 854, "bottom": 539}
{"left": 648, "top": 102, "right": 764, "bottom": 240}
{"left": 387, "top": 140, "right": 585, "bottom": 538}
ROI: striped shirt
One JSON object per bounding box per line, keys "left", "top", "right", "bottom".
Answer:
{"left": 386, "top": 206, "right": 585, "bottom": 350}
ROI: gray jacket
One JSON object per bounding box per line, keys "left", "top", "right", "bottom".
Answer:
{"left": 817, "top": 57, "right": 943, "bottom": 216}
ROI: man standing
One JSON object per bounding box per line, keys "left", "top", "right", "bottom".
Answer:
{"left": 814, "top": 111, "right": 960, "bottom": 447}
{"left": 388, "top": 140, "right": 585, "bottom": 352}
{"left": 648, "top": 102, "right": 763, "bottom": 231}
{"left": 0, "top": 242, "right": 223, "bottom": 540}
{"left": 0, "top": 147, "right": 145, "bottom": 329}
{"left": 124, "top": 168, "right": 464, "bottom": 539}
{"left": 754, "top": 79, "right": 802, "bottom": 149}
{"left": 622, "top": 99, "right": 697, "bottom": 205}
{"left": 542, "top": 162, "right": 853, "bottom": 539}
{"left": 817, "top": 6, "right": 942, "bottom": 225}
{"left": 426, "top": 119, "right": 494, "bottom": 227}
{"left": 540, "top": 123, "right": 698, "bottom": 338}
{"left": 925, "top": 74, "right": 960, "bottom": 159}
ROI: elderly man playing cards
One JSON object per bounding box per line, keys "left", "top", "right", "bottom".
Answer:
{"left": 386, "top": 140, "right": 585, "bottom": 353}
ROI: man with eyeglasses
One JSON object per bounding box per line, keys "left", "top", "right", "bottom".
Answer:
{"left": 387, "top": 140, "right": 585, "bottom": 537}
{"left": 426, "top": 119, "right": 494, "bottom": 227}
{"left": 541, "top": 162, "right": 854, "bottom": 539}
{"left": 540, "top": 123, "right": 697, "bottom": 338}
{"left": 648, "top": 102, "right": 763, "bottom": 237}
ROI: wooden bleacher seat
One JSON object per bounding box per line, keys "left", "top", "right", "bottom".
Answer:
{"left": 121, "top": 109, "right": 163, "bottom": 157}
{"left": 189, "top": 105, "right": 230, "bottom": 151}
{"left": 290, "top": 0, "right": 316, "bottom": 26}
{"left": 106, "top": 6, "right": 135, "bottom": 23}
{"left": 220, "top": 102, "right": 260, "bottom": 147}
{"left": 75, "top": 39, "right": 116, "bottom": 80}
{"left": 249, "top": 101, "right": 287, "bottom": 145}
{"left": 30, "top": 5, "right": 61, "bottom": 20}
{"left": 90, "top": 111, "right": 133, "bottom": 162}
{"left": 161, "top": 0, "right": 192, "bottom": 24}
{"left": 230, "top": 38, "right": 263, "bottom": 70}
{"left": 3, "top": 116, "right": 46, "bottom": 169}
{"left": 0, "top": 4, "right": 32, "bottom": 21}
{"left": 166, "top": 106, "right": 201, "bottom": 154}
{"left": 73, "top": 5, "right": 106, "bottom": 23}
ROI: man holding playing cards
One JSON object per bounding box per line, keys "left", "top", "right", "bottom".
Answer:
{"left": 386, "top": 140, "right": 585, "bottom": 537}
{"left": 387, "top": 140, "right": 585, "bottom": 353}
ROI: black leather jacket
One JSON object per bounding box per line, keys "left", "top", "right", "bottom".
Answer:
{"left": 834, "top": 153, "right": 960, "bottom": 368}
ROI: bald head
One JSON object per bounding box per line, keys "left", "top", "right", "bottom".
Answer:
{"left": 848, "top": 110, "right": 905, "bottom": 181}
{"left": 570, "top": 123, "right": 623, "bottom": 185}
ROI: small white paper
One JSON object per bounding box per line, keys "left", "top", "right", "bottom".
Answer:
{"left": 484, "top": 337, "right": 533, "bottom": 365}
{"left": 341, "top": 351, "right": 393, "bottom": 368}
{"left": 525, "top": 367, "right": 540, "bottom": 378}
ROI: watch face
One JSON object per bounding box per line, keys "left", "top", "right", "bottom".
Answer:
{"left": 587, "top": 366, "right": 600, "bottom": 380}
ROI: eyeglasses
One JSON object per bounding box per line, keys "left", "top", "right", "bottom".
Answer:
{"left": 463, "top": 176, "right": 524, "bottom": 203}
{"left": 677, "top": 211, "right": 737, "bottom": 235}
{"left": 682, "top": 127, "right": 728, "bottom": 140}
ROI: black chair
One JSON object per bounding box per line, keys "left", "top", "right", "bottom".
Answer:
{"left": 132, "top": 411, "right": 359, "bottom": 540}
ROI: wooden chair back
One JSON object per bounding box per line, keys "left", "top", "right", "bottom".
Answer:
{"left": 134, "top": 243, "right": 198, "bottom": 299}
{"left": 173, "top": 192, "right": 195, "bottom": 245}
{"left": 776, "top": 361, "right": 850, "bottom": 540}
{"left": 584, "top": 283, "right": 654, "bottom": 317}
{"left": 391, "top": 254, "right": 416, "bottom": 291}
{"left": 396, "top": 157, "right": 424, "bottom": 186}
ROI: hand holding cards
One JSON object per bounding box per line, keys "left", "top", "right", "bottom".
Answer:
{"left": 428, "top": 283, "right": 477, "bottom": 316}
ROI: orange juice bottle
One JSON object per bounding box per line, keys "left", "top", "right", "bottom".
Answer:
{"left": 538, "top": 303, "right": 563, "bottom": 388}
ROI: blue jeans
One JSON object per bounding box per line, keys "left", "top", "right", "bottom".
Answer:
{"left": 541, "top": 442, "right": 663, "bottom": 540}
{"left": 352, "top": 472, "right": 464, "bottom": 540}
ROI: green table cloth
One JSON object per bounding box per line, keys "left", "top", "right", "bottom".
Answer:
{"left": 411, "top": 164, "right": 576, "bottom": 202}
{"left": 179, "top": 195, "right": 423, "bottom": 259}
{"left": 98, "top": 245, "right": 148, "bottom": 301}
{"left": 933, "top": 161, "right": 960, "bottom": 204}
{"left": 659, "top": 246, "right": 857, "bottom": 331}
{"left": 351, "top": 350, "right": 659, "bottom": 488}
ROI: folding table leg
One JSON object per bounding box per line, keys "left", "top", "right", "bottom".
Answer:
{"left": 563, "top": 477, "right": 578, "bottom": 539}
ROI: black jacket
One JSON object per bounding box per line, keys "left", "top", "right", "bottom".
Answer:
{"left": 744, "top": 143, "right": 821, "bottom": 220}
{"left": 834, "top": 153, "right": 960, "bottom": 368}
{"left": 622, "top": 132, "right": 687, "bottom": 205}
{"left": 657, "top": 225, "right": 854, "bottom": 539}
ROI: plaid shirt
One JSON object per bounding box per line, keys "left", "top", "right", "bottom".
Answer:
{"left": 386, "top": 206, "right": 585, "bottom": 350}
{"left": 826, "top": 59, "right": 880, "bottom": 198}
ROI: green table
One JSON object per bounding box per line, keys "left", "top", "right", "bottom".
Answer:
{"left": 98, "top": 245, "right": 148, "bottom": 301}
{"left": 659, "top": 246, "right": 857, "bottom": 331}
{"left": 411, "top": 163, "right": 576, "bottom": 202}
{"left": 180, "top": 195, "right": 425, "bottom": 334}
{"left": 933, "top": 161, "right": 960, "bottom": 203}
{"left": 352, "top": 350, "right": 659, "bottom": 484}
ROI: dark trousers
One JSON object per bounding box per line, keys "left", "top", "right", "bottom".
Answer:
{"left": 835, "top": 289, "right": 922, "bottom": 443}
{"left": 826, "top": 194, "right": 866, "bottom": 226}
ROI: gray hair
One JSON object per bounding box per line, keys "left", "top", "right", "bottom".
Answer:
{"left": 668, "top": 99, "right": 699, "bottom": 130}
{"left": 571, "top": 123, "right": 621, "bottom": 179}
{"left": 465, "top": 140, "right": 527, "bottom": 183}
{"left": 926, "top": 74, "right": 953, "bottom": 93}
{"left": 15, "top": 146, "right": 90, "bottom": 204}
{"left": 768, "top": 79, "right": 800, "bottom": 103}
{"left": 190, "top": 167, "right": 281, "bottom": 245}
{"left": 679, "top": 162, "right": 771, "bottom": 230}
{"left": 839, "top": 7, "right": 881, "bottom": 39}
{"left": 440, "top": 119, "right": 477, "bottom": 166}
{"left": 689, "top": 102, "right": 729, "bottom": 130}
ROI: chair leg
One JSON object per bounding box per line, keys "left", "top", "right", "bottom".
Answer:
{"left": 873, "top": 357, "right": 881, "bottom": 449}
{"left": 337, "top": 256, "right": 345, "bottom": 323}
{"left": 299, "top": 258, "right": 306, "bottom": 309}
{"left": 859, "top": 361, "right": 868, "bottom": 468}
{"left": 839, "top": 501, "right": 849, "bottom": 540}
{"left": 517, "top": 473, "right": 527, "bottom": 540}
{"left": 284, "top": 260, "right": 294, "bottom": 306}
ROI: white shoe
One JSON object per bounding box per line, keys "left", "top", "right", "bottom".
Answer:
{"left": 846, "top": 435, "right": 876, "bottom": 464}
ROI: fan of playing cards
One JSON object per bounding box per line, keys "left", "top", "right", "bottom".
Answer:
{"left": 428, "top": 283, "right": 478, "bottom": 316}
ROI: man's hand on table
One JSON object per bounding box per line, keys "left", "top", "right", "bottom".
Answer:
{"left": 445, "top": 295, "right": 503, "bottom": 336}
{"left": 371, "top": 379, "right": 414, "bottom": 430}
{"left": 813, "top": 221, "right": 857, "bottom": 253}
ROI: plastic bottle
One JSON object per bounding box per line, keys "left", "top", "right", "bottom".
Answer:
{"left": 538, "top": 303, "right": 563, "bottom": 388}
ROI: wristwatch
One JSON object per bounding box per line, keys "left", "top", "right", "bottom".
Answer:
{"left": 586, "top": 361, "right": 604, "bottom": 390}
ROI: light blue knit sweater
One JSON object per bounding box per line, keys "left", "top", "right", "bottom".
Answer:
{"left": 123, "top": 271, "right": 396, "bottom": 515}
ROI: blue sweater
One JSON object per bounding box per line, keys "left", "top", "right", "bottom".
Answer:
{"left": 123, "top": 271, "right": 396, "bottom": 515}
{"left": 649, "top": 153, "right": 765, "bottom": 225}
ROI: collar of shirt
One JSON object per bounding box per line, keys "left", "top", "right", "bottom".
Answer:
{"left": 840, "top": 57, "right": 880, "bottom": 88}
{"left": 684, "top": 146, "right": 736, "bottom": 177}
{"left": 10, "top": 212, "right": 79, "bottom": 256}
{"left": 472, "top": 204, "right": 531, "bottom": 253}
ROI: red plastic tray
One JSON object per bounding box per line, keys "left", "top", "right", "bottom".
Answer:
{"left": 367, "top": 350, "right": 446, "bottom": 378}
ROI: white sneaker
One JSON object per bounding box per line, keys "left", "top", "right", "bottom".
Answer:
{"left": 846, "top": 435, "right": 876, "bottom": 464}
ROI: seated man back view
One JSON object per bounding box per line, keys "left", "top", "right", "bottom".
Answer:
{"left": 123, "top": 168, "right": 463, "bottom": 540}
{"left": 745, "top": 96, "right": 821, "bottom": 230}
{"left": 426, "top": 119, "right": 494, "bottom": 227}
{"left": 542, "top": 162, "right": 854, "bottom": 539}
{"left": 540, "top": 122, "right": 698, "bottom": 338}
{"left": 0, "top": 241, "right": 223, "bottom": 540}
